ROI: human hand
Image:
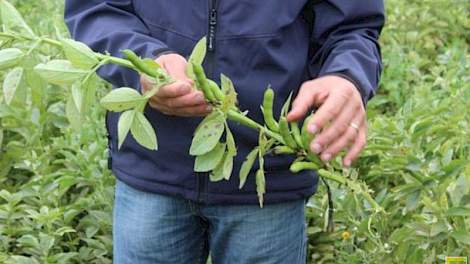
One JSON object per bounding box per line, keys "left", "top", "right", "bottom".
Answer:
{"left": 141, "top": 53, "right": 212, "bottom": 117}
{"left": 287, "top": 75, "right": 367, "bottom": 167}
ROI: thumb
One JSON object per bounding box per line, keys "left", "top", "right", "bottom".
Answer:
{"left": 159, "top": 54, "right": 192, "bottom": 84}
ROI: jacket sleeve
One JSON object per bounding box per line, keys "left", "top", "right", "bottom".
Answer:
{"left": 64, "top": 0, "right": 169, "bottom": 89}
{"left": 309, "top": 0, "right": 385, "bottom": 105}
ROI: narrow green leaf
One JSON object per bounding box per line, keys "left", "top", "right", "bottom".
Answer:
{"left": 256, "top": 169, "right": 266, "bottom": 208}
{"left": 190, "top": 111, "right": 225, "bottom": 156}
{"left": 130, "top": 111, "right": 157, "bottom": 150}
{"left": 100, "top": 87, "right": 145, "bottom": 112}
{"left": 0, "top": 129, "right": 3, "bottom": 150}
{"left": 0, "top": 48, "right": 24, "bottom": 70}
{"left": 71, "top": 82, "right": 83, "bottom": 113}
{"left": 223, "top": 154, "right": 234, "bottom": 180}
{"left": 35, "top": 60, "right": 89, "bottom": 86}
{"left": 118, "top": 110, "right": 135, "bottom": 149}
{"left": 194, "top": 143, "right": 226, "bottom": 172}
{"left": 61, "top": 39, "right": 99, "bottom": 69}
{"left": 2, "top": 67, "right": 24, "bottom": 105}
{"left": 239, "top": 148, "right": 259, "bottom": 189}
{"left": 0, "top": 0, "right": 35, "bottom": 37}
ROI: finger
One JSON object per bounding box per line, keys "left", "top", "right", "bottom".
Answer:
{"left": 140, "top": 75, "right": 154, "bottom": 93}
{"left": 307, "top": 88, "right": 349, "bottom": 134}
{"left": 162, "top": 91, "right": 206, "bottom": 108}
{"left": 343, "top": 123, "right": 367, "bottom": 167}
{"left": 287, "top": 82, "right": 320, "bottom": 122}
{"left": 156, "top": 81, "right": 192, "bottom": 98}
{"left": 319, "top": 118, "right": 361, "bottom": 162}
{"left": 171, "top": 104, "right": 213, "bottom": 117}
{"left": 310, "top": 100, "right": 363, "bottom": 154}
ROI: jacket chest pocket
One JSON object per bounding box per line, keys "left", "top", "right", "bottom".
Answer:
{"left": 133, "top": 0, "right": 307, "bottom": 41}
{"left": 133, "top": 0, "right": 208, "bottom": 42}
{"left": 217, "top": 0, "right": 307, "bottom": 39}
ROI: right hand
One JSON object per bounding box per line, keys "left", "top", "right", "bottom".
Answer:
{"left": 141, "top": 53, "right": 212, "bottom": 117}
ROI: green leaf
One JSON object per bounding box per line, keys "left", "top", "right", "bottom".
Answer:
{"left": 0, "top": 0, "right": 35, "bottom": 37}
{"left": 3, "top": 67, "right": 24, "bottom": 105}
{"left": 210, "top": 152, "right": 234, "bottom": 182}
{"left": 256, "top": 169, "right": 266, "bottom": 208}
{"left": 222, "top": 154, "right": 234, "bottom": 180}
{"left": 450, "top": 230, "right": 470, "bottom": 245}
{"left": 239, "top": 147, "right": 259, "bottom": 189}
{"left": 446, "top": 207, "right": 470, "bottom": 217}
{"left": 220, "top": 74, "right": 238, "bottom": 113}
{"left": 186, "top": 37, "right": 207, "bottom": 80}
{"left": 190, "top": 111, "right": 225, "bottom": 156}
{"left": 65, "top": 95, "right": 81, "bottom": 131}
{"left": 194, "top": 143, "right": 226, "bottom": 172}
{"left": 35, "top": 60, "right": 89, "bottom": 86}
{"left": 130, "top": 111, "right": 157, "bottom": 150}
{"left": 225, "top": 122, "right": 237, "bottom": 156}
{"left": 118, "top": 110, "right": 135, "bottom": 149}
{"left": 100, "top": 87, "right": 145, "bottom": 112}
{"left": 61, "top": 39, "right": 99, "bottom": 69}
{"left": 0, "top": 48, "right": 24, "bottom": 70}
{"left": 189, "top": 37, "right": 207, "bottom": 65}
{"left": 23, "top": 55, "right": 47, "bottom": 109}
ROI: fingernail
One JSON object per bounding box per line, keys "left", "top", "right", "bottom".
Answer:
{"left": 322, "top": 153, "right": 331, "bottom": 162}
{"left": 308, "top": 124, "right": 318, "bottom": 134}
{"left": 311, "top": 143, "right": 322, "bottom": 154}
{"left": 344, "top": 159, "right": 351, "bottom": 167}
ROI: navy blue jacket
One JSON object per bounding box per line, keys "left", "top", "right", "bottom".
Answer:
{"left": 64, "top": 0, "right": 384, "bottom": 205}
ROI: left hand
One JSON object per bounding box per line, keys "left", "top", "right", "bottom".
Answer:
{"left": 287, "top": 75, "right": 367, "bottom": 167}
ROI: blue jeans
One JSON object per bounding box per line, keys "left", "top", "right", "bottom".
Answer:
{"left": 113, "top": 180, "right": 307, "bottom": 264}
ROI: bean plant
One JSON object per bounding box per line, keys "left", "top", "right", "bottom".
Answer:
{"left": 2, "top": 0, "right": 469, "bottom": 263}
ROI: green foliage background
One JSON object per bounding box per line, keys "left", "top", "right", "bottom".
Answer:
{"left": 0, "top": 0, "right": 469, "bottom": 263}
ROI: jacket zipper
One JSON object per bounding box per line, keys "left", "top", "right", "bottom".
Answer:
{"left": 197, "top": 0, "right": 218, "bottom": 203}
{"left": 207, "top": 0, "right": 218, "bottom": 52}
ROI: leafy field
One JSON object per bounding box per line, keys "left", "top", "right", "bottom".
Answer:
{"left": 0, "top": 0, "right": 469, "bottom": 263}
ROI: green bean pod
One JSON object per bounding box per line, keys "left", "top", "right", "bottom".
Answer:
{"left": 301, "top": 115, "right": 314, "bottom": 151}
{"left": 262, "top": 88, "right": 279, "bottom": 132}
{"left": 317, "top": 169, "right": 346, "bottom": 185}
{"left": 273, "top": 146, "right": 295, "bottom": 155}
{"left": 192, "top": 63, "right": 216, "bottom": 102}
{"left": 279, "top": 116, "right": 298, "bottom": 149}
{"left": 290, "top": 121, "right": 303, "bottom": 147}
{"left": 207, "top": 79, "right": 225, "bottom": 102}
{"left": 290, "top": 161, "right": 319, "bottom": 173}
{"left": 122, "top": 49, "right": 157, "bottom": 78}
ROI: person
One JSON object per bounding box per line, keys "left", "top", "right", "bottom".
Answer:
{"left": 65, "top": 1, "right": 384, "bottom": 263}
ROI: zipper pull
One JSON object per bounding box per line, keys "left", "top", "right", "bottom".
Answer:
{"left": 208, "top": 8, "right": 217, "bottom": 52}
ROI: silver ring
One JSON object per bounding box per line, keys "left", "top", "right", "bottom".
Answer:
{"left": 350, "top": 122, "right": 360, "bottom": 131}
